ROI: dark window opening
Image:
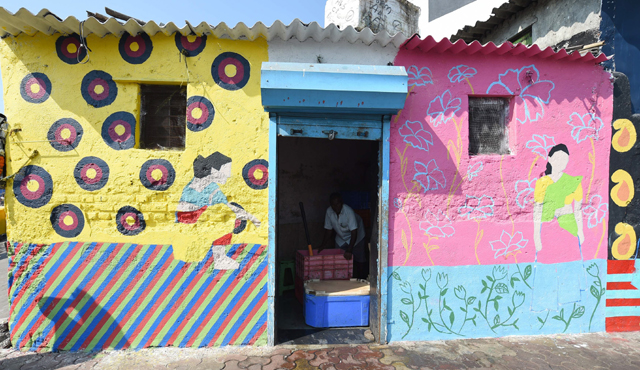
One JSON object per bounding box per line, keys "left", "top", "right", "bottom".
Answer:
{"left": 509, "top": 26, "right": 533, "bottom": 46}
{"left": 468, "top": 97, "right": 510, "bottom": 155}
{"left": 140, "top": 84, "right": 186, "bottom": 150}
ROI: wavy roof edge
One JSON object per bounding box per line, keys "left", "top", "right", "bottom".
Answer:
{"left": 401, "top": 35, "right": 609, "bottom": 64}
{"left": 0, "top": 7, "right": 409, "bottom": 47}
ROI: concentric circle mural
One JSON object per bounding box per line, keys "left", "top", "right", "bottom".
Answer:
{"left": 174, "top": 33, "right": 206, "bottom": 57}
{"left": 116, "top": 206, "right": 146, "bottom": 236}
{"left": 20, "top": 73, "right": 52, "bottom": 104}
{"left": 47, "top": 118, "right": 83, "bottom": 152}
{"left": 13, "top": 165, "right": 53, "bottom": 208}
{"left": 139, "top": 159, "right": 175, "bottom": 191}
{"left": 211, "top": 52, "right": 250, "bottom": 91}
{"left": 101, "top": 112, "right": 137, "bottom": 150}
{"left": 242, "top": 159, "right": 268, "bottom": 190}
{"left": 186, "top": 96, "right": 215, "bottom": 132}
{"left": 55, "top": 34, "right": 87, "bottom": 64}
{"left": 74, "top": 156, "right": 109, "bottom": 191}
{"left": 119, "top": 32, "right": 153, "bottom": 64}
{"left": 81, "top": 70, "right": 118, "bottom": 108}
{"left": 50, "top": 204, "right": 85, "bottom": 238}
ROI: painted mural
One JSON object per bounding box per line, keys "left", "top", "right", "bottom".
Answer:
{"left": 605, "top": 73, "right": 640, "bottom": 331}
{"left": 0, "top": 31, "right": 270, "bottom": 350}
{"left": 389, "top": 50, "right": 613, "bottom": 341}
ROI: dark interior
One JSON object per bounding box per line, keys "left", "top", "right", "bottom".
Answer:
{"left": 275, "top": 136, "right": 379, "bottom": 345}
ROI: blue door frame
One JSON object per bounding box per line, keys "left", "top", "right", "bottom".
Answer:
{"left": 266, "top": 113, "right": 390, "bottom": 345}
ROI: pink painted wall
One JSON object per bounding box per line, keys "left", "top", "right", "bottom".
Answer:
{"left": 390, "top": 50, "right": 613, "bottom": 268}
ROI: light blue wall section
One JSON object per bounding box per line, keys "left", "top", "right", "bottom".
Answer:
{"left": 387, "top": 260, "right": 606, "bottom": 342}
{"left": 261, "top": 62, "right": 407, "bottom": 114}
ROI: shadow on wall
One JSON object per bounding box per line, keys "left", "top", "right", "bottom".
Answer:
{"left": 31, "top": 291, "right": 130, "bottom": 352}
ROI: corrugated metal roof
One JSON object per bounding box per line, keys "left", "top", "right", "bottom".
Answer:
{"left": 402, "top": 35, "right": 609, "bottom": 64}
{"left": 0, "top": 7, "right": 409, "bottom": 47}
{"left": 451, "top": 0, "right": 533, "bottom": 43}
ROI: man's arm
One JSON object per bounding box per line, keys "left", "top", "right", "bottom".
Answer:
{"left": 343, "top": 229, "right": 357, "bottom": 260}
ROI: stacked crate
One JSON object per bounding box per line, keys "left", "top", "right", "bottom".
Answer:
{"left": 294, "top": 249, "right": 353, "bottom": 303}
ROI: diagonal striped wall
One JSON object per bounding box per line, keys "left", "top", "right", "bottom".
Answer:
{"left": 7, "top": 241, "right": 267, "bottom": 351}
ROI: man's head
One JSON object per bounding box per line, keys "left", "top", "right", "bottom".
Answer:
{"left": 329, "top": 192, "right": 343, "bottom": 215}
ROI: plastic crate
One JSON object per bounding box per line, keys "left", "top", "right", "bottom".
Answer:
{"left": 296, "top": 249, "right": 353, "bottom": 281}
{"left": 341, "top": 191, "right": 370, "bottom": 210}
{"left": 303, "top": 279, "right": 370, "bottom": 327}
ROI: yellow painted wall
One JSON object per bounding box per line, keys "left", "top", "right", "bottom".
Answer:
{"left": 0, "top": 32, "right": 269, "bottom": 262}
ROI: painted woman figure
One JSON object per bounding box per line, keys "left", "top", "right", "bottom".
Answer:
{"left": 531, "top": 144, "right": 585, "bottom": 310}
{"left": 176, "top": 152, "right": 261, "bottom": 227}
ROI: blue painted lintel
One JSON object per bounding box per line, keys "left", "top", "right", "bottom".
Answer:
{"left": 261, "top": 62, "right": 407, "bottom": 115}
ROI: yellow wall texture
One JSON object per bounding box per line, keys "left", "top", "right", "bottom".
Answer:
{"left": 0, "top": 32, "right": 270, "bottom": 261}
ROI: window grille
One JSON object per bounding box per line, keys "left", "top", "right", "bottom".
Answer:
{"left": 468, "top": 97, "right": 510, "bottom": 155}
{"left": 140, "top": 84, "right": 186, "bottom": 150}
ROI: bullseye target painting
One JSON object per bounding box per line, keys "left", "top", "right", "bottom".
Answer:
{"left": 175, "top": 33, "right": 206, "bottom": 57}
{"left": 13, "top": 165, "right": 53, "bottom": 208}
{"left": 242, "top": 159, "right": 268, "bottom": 190}
{"left": 81, "top": 70, "right": 117, "bottom": 108}
{"left": 101, "top": 112, "right": 137, "bottom": 150}
{"left": 139, "top": 159, "right": 175, "bottom": 191}
{"left": 116, "top": 206, "right": 146, "bottom": 236}
{"left": 50, "top": 204, "right": 85, "bottom": 238}
{"left": 211, "top": 52, "right": 251, "bottom": 91}
{"left": 186, "top": 96, "right": 215, "bottom": 132}
{"left": 55, "top": 34, "right": 87, "bottom": 64}
{"left": 74, "top": 156, "right": 109, "bottom": 191}
{"left": 119, "top": 32, "right": 153, "bottom": 64}
{"left": 47, "top": 118, "right": 83, "bottom": 152}
{"left": 20, "top": 73, "right": 51, "bottom": 104}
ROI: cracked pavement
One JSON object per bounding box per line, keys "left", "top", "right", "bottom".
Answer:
{"left": 1, "top": 332, "right": 640, "bottom": 369}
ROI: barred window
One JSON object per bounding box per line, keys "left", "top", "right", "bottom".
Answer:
{"left": 468, "top": 97, "right": 510, "bottom": 155}
{"left": 140, "top": 84, "right": 186, "bottom": 150}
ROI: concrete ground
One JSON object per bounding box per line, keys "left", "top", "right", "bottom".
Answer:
{"left": 1, "top": 331, "right": 640, "bottom": 369}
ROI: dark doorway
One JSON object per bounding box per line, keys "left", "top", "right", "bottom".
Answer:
{"left": 275, "top": 136, "right": 380, "bottom": 345}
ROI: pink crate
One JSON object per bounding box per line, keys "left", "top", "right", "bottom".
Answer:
{"left": 296, "top": 249, "right": 353, "bottom": 281}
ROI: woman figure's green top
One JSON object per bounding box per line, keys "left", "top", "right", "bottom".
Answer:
{"left": 534, "top": 173, "right": 583, "bottom": 236}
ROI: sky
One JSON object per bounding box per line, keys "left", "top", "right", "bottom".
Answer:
{"left": 0, "top": 0, "right": 328, "bottom": 113}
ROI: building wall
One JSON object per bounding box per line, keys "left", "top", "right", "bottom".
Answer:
{"left": 601, "top": 0, "right": 640, "bottom": 114}
{"left": 481, "top": 0, "right": 601, "bottom": 49}
{"left": 2, "top": 32, "right": 270, "bottom": 350}
{"left": 325, "top": 0, "right": 420, "bottom": 36}
{"left": 415, "top": 0, "right": 505, "bottom": 41}
{"left": 389, "top": 48, "right": 613, "bottom": 340}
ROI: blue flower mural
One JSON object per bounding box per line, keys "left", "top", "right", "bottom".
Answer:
{"left": 398, "top": 120, "right": 434, "bottom": 152}
{"left": 394, "top": 198, "right": 402, "bottom": 209}
{"left": 515, "top": 179, "right": 536, "bottom": 209}
{"left": 413, "top": 160, "right": 446, "bottom": 192}
{"left": 567, "top": 112, "right": 604, "bottom": 143}
{"left": 467, "top": 162, "right": 484, "bottom": 181}
{"left": 583, "top": 195, "right": 608, "bottom": 229}
{"left": 458, "top": 195, "right": 495, "bottom": 220}
{"left": 489, "top": 230, "right": 528, "bottom": 259}
{"left": 486, "top": 65, "right": 555, "bottom": 124}
{"left": 448, "top": 65, "right": 477, "bottom": 83}
{"left": 526, "top": 134, "right": 556, "bottom": 158}
{"left": 407, "top": 65, "right": 433, "bottom": 87}
{"left": 427, "top": 90, "right": 461, "bottom": 126}
{"left": 419, "top": 210, "right": 455, "bottom": 238}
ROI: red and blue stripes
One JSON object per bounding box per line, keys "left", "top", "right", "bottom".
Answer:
{"left": 606, "top": 259, "right": 640, "bottom": 332}
{"left": 7, "top": 241, "right": 268, "bottom": 351}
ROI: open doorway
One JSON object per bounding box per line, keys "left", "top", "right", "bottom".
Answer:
{"left": 275, "top": 136, "right": 380, "bottom": 345}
